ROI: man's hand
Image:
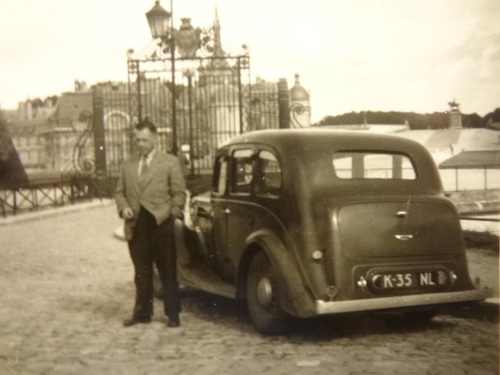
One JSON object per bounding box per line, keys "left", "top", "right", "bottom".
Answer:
{"left": 169, "top": 207, "right": 184, "bottom": 221}
{"left": 121, "top": 207, "right": 134, "bottom": 220}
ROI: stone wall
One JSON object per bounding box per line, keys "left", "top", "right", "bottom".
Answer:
{"left": 447, "top": 189, "right": 500, "bottom": 214}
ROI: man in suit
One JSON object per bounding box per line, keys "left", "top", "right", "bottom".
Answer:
{"left": 115, "top": 119, "right": 186, "bottom": 328}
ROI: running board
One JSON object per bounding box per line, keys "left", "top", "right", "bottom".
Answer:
{"left": 178, "top": 264, "right": 236, "bottom": 299}
{"left": 175, "top": 218, "right": 236, "bottom": 299}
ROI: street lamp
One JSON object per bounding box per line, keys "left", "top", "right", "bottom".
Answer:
{"left": 145, "top": 0, "right": 171, "bottom": 38}
{"left": 146, "top": 0, "right": 178, "bottom": 155}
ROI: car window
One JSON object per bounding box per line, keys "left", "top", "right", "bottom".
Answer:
{"left": 213, "top": 155, "right": 228, "bottom": 195}
{"left": 333, "top": 151, "right": 416, "bottom": 180}
{"left": 231, "top": 149, "right": 254, "bottom": 195}
{"left": 256, "top": 150, "right": 282, "bottom": 196}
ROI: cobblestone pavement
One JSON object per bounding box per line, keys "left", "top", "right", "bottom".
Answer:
{"left": 0, "top": 201, "right": 498, "bottom": 375}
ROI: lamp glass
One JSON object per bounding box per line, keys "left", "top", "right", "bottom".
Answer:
{"left": 146, "top": 1, "right": 171, "bottom": 39}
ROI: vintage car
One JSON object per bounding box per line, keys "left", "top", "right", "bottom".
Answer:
{"left": 174, "top": 128, "right": 492, "bottom": 335}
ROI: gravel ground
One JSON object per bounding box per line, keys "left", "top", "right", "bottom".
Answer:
{"left": 0, "top": 200, "right": 497, "bottom": 375}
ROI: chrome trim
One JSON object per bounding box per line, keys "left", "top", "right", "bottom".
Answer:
{"left": 395, "top": 234, "right": 413, "bottom": 240}
{"left": 315, "top": 288, "right": 493, "bottom": 315}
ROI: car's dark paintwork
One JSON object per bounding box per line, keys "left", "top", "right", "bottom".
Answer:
{"left": 175, "top": 129, "right": 491, "bottom": 332}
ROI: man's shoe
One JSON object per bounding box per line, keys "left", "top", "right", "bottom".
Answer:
{"left": 123, "top": 317, "right": 151, "bottom": 327}
{"left": 166, "top": 318, "right": 180, "bottom": 328}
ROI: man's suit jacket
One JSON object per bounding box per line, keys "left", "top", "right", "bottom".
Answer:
{"left": 115, "top": 150, "right": 186, "bottom": 241}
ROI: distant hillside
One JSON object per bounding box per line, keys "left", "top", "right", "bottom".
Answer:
{"left": 316, "top": 109, "right": 500, "bottom": 130}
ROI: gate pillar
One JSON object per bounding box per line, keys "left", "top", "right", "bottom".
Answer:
{"left": 278, "top": 78, "right": 290, "bottom": 129}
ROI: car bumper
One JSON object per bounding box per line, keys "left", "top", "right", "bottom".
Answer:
{"left": 315, "top": 288, "right": 494, "bottom": 315}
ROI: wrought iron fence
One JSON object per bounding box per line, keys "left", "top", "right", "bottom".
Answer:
{"left": 92, "top": 84, "right": 134, "bottom": 176}
{"left": 122, "top": 49, "right": 284, "bottom": 177}
{"left": 128, "top": 55, "right": 246, "bottom": 174}
{"left": 0, "top": 173, "right": 97, "bottom": 217}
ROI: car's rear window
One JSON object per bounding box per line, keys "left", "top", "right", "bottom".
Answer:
{"left": 333, "top": 151, "right": 417, "bottom": 180}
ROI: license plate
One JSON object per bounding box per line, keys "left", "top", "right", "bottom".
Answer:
{"left": 370, "top": 270, "right": 448, "bottom": 291}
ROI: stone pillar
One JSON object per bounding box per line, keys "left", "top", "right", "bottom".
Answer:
{"left": 278, "top": 78, "right": 290, "bottom": 129}
{"left": 448, "top": 100, "right": 462, "bottom": 129}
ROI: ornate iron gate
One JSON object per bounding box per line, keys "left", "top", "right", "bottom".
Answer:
{"left": 127, "top": 49, "right": 253, "bottom": 174}
{"left": 121, "top": 11, "right": 290, "bottom": 176}
{"left": 91, "top": 17, "right": 290, "bottom": 183}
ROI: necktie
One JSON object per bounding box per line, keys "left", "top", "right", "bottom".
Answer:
{"left": 140, "top": 156, "right": 149, "bottom": 180}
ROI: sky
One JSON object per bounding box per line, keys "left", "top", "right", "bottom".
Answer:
{"left": 1, "top": 0, "right": 499, "bottom": 123}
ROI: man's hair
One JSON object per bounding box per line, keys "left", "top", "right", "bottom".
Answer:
{"left": 135, "top": 118, "right": 158, "bottom": 134}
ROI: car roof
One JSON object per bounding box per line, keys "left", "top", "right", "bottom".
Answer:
{"left": 222, "top": 128, "right": 443, "bottom": 195}
{"left": 224, "top": 128, "right": 424, "bottom": 156}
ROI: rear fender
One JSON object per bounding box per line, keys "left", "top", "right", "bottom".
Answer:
{"left": 174, "top": 219, "right": 192, "bottom": 267}
{"left": 238, "top": 229, "right": 315, "bottom": 317}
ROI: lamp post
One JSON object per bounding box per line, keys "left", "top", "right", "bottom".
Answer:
{"left": 146, "top": 0, "right": 178, "bottom": 155}
{"left": 183, "top": 69, "right": 195, "bottom": 176}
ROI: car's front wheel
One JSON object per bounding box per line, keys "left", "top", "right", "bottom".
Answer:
{"left": 246, "top": 251, "right": 290, "bottom": 335}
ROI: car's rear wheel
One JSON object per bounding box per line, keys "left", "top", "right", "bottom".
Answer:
{"left": 246, "top": 251, "right": 290, "bottom": 335}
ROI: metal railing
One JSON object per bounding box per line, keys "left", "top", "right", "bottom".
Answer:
{"left": 440, "top": 167, "right": 500, "bottom": 192}
{"left": 0, "top": 173, "right": 99, "bottom": 217}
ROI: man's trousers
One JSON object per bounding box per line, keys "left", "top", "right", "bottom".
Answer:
{"left": 128, "top": 207, "right": 181, "bottom": 320}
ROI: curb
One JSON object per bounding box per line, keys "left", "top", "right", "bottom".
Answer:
{"left": 484, "top": 298, "right": 500, "bottom": 306}
{"left": 0, "top": 199, "right": 114, "bottom": 226}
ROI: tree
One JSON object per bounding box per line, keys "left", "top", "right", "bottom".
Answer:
{"left": 315, "top": 109, "right": 495, "bottom": 130}
{"left": 484, "top": 108, "right": 500, "bottom": 127}
{"left": 462, "top": 113, "right": 482, "bottom": 128}
{"left": 0, "top": 111, "right": 29, "bottom": 187}
{"left": 0, "top": 112, "right": 13, "bottom": 161}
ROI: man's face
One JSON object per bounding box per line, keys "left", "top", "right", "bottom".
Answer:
{"left": 134, "top": 128, "right": 156, "bottom": 156}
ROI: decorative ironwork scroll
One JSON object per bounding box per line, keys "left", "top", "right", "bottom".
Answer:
{"left": 72, "top": 110, "right": 96, "bottom": 173}
{"left": 290, "top": 102, "right": 311, "bottom": 128}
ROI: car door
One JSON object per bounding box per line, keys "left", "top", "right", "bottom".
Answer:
{"left": 218, "top": 147, "right": 256, "bottom": 280}
{"left": 209, "top": 151, "right": 235, "bottom": 281}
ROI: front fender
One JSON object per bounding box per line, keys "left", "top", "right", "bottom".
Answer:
{"left": 240, "top": 229, "right": 316, "bottom": 317}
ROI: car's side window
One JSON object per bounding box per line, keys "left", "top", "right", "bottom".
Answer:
{"left": 213, "top": 155, "right": 228, "bottom": 196}
{"left": 231, "top": 149, "right": 254, "bottom": 195}
{"left": 256, "top": 150, "right": 282, "bottom": 197}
